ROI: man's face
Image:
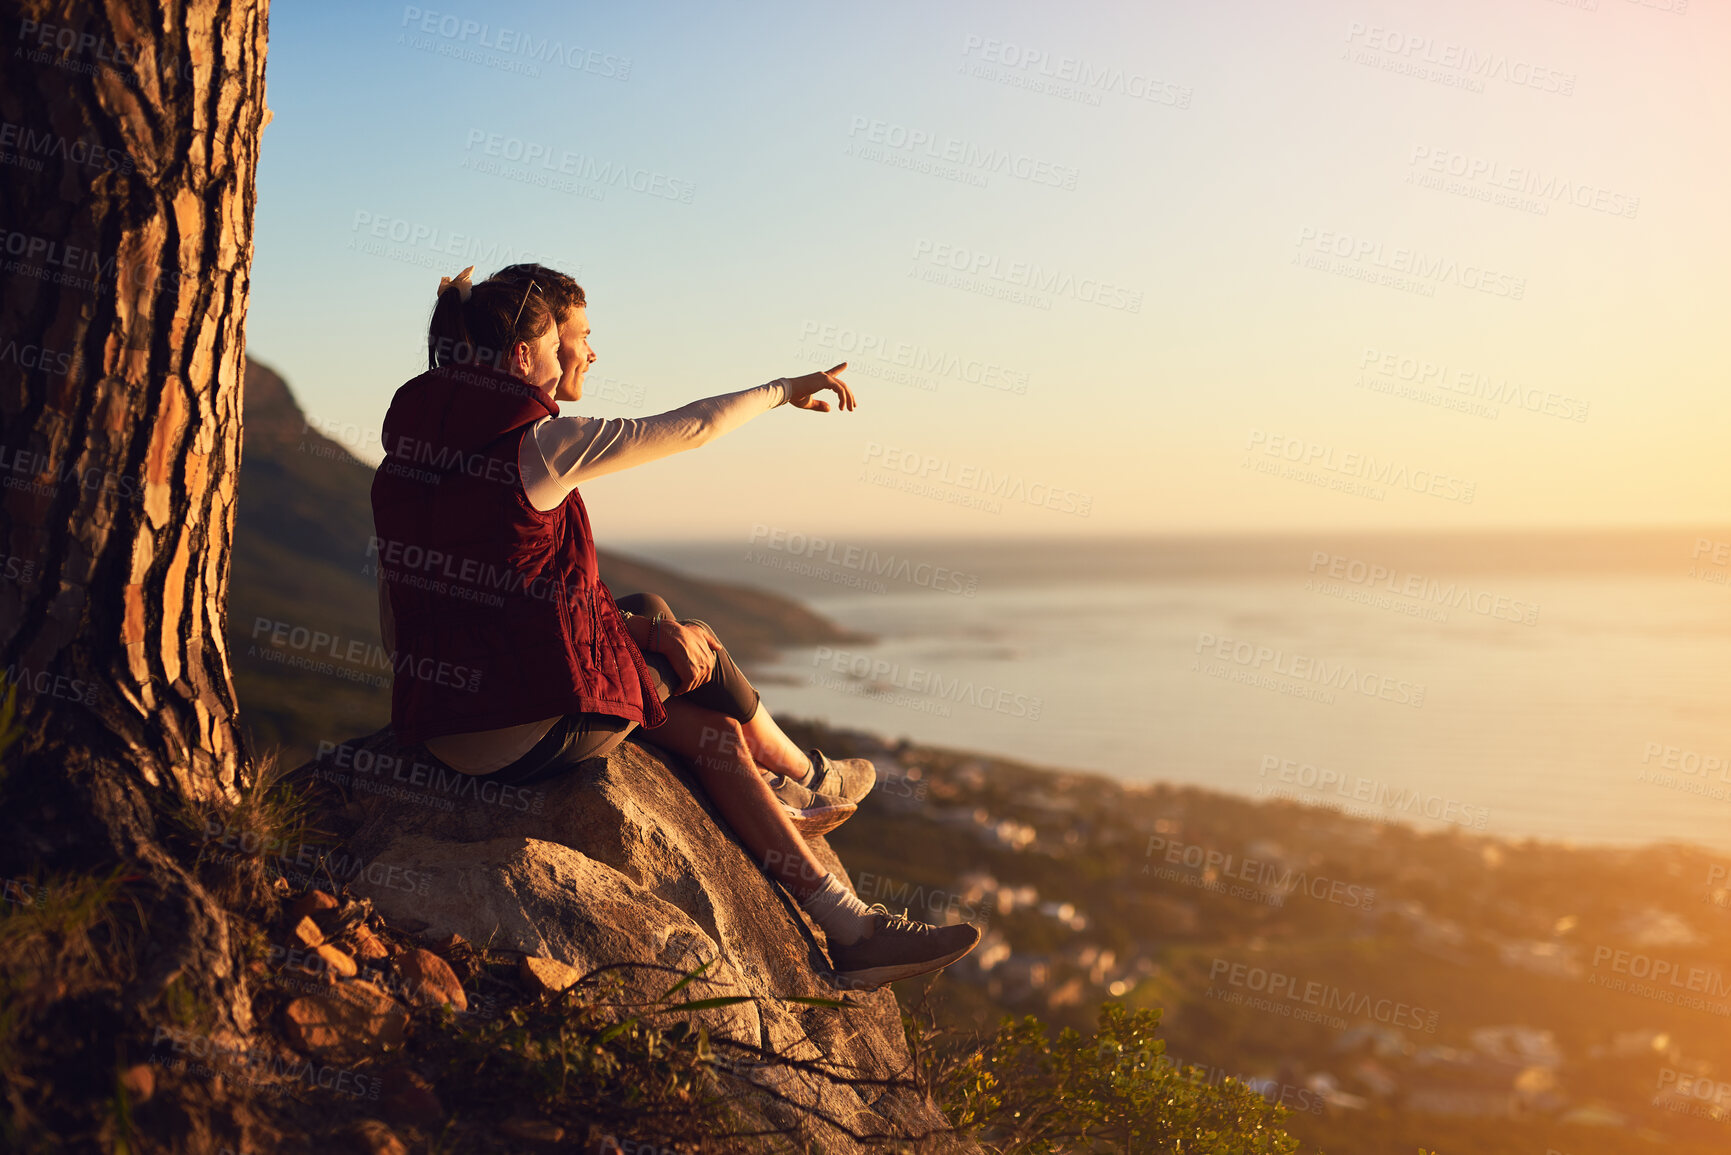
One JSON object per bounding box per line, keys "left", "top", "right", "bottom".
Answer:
{"left": 554, "top": 306, "right": 593, "bottom": 402}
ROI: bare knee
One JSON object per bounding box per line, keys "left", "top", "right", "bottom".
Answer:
{"left": 694, "top": 716, "right": 747, "bottom": 767}
{"left": 657, "top": 704, "right": 750, "bottom": 778}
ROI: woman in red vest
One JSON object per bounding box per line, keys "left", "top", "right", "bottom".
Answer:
{"left": 370, "top": 263, "right": 978, "bottom": 988}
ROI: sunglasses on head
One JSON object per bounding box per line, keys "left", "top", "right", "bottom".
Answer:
{"left": 511, "top": 279, "right": 541, "bottom": 330}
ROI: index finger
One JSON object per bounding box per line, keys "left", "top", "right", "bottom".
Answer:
{"left": 824, "top": 365, "right": 856, "bottom": 410}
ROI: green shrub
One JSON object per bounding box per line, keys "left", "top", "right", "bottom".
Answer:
{"left": 912, "top": 1000, "right": 1310, "bottom": 1154}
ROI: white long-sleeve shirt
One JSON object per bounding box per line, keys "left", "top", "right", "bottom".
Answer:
{"left": 379, "top": 379, "right": 791, "bottom": 773}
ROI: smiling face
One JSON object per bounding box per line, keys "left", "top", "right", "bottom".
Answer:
{"left": 552, "top": 306, "right": 594, "bottom": 402}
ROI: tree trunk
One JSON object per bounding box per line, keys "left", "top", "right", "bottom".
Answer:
{"left": 0, "top": 0, "right": 270, "bottom": 1034}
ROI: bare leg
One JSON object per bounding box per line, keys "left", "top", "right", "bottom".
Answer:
{"left": 646, "top": 697, "right": 828, "bottom": 901}
{"left": 650, "top": 693, "right": 980, "bottom": 988}
{"left": 741, "top": 701, "right": 812, "bottom": 781}
{"left": 679, "top": 619, "right": 810, "bottom": 781}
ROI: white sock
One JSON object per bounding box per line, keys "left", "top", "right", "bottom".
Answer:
{"left": 800, "top": 873, "right": 877, "bottom": 945}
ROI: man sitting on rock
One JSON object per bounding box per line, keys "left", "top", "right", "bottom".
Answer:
{"left": 369, "top": 262, "right": 980, "bottom": 989}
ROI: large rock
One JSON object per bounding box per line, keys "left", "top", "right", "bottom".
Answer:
{"left": 295, "top": 728, "right": 974, "bottom": 1152}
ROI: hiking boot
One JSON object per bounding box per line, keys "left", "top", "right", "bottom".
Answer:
{"left": 767, "top": 771, "right": 857, "bottom": 837}
{"left": 803, "top": 748, "right": 877, "bottom": 805}
{"left": 827, "top": 905, "right": 981, "bottom": 989}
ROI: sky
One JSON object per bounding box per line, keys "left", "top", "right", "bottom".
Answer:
{"left": 248, "top": 0, "right": 1731, "bottom": 544}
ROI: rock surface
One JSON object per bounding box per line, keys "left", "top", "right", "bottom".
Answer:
{"left": 394, "top": 947, "right": 466, "bottom": 1011}
{"left": 282, "top": 980, "right": 410, "bottom": 1061}
{"left": 297, "top": 726, "right": 975, "bottom": 1152}
{"left": 519, "top": 954, "right": 583, "bottom": 996}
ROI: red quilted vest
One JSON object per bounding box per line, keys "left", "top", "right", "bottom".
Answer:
{"left": 368, "top": 363, "right": 665, "bottom": 746}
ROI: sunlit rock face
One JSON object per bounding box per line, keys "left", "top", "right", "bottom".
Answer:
{"left": 298, "top": 728, "right": 976, "bottom": 1152}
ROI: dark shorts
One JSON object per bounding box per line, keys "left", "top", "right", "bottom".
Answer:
{"left": 439, "top": 592, "right": 760, "bottom": 789}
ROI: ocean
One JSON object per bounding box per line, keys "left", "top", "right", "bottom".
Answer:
{"left": 632, "top": 531, "right": 1731, "bottom": 853}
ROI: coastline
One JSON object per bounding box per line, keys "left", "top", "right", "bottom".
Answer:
{"left": 781, "top": 712, "right": 1731, "bottom": 1150}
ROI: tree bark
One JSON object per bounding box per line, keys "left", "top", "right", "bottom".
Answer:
{"left": 0, "top": 0, "right": 271, "bottom": 1031}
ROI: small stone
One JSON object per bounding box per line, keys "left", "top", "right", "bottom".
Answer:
{"left": 426, "top": 932, "right": 466, "bottom": 955}
{"left": 422, "top": 932, "right": 474, "bottom": 980}
{"left": 378, "top": 1067, "right": 444, "bottom": 1127}
{"left": 119, "top": 1063, "right": 155, "bottom": 1103}
{"left": 350, "top": 925, "right": 390, "bottom": 961}
{"left": 288, "top": 889, "right": 339, "bottom": 925}
{"left": 500, "top": 1117, "right": 565, "bottom": 1145}
{"left": 291, "top": 915, "right": 325, "bottom": 949}
{"left": 396, "top": 948, "right": 467, "bottom": 1011}
{"left": 519, "top": 955, "right": 583, "bottom": 997}
{"left": 284, "top": 981, "right": 409, "bottom": 1058}
{"left": 342, "top": 1118, "right": 408, "bottom": 1155}
{"left": 315, "top": 943, "right": 359, "bottom": 978}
